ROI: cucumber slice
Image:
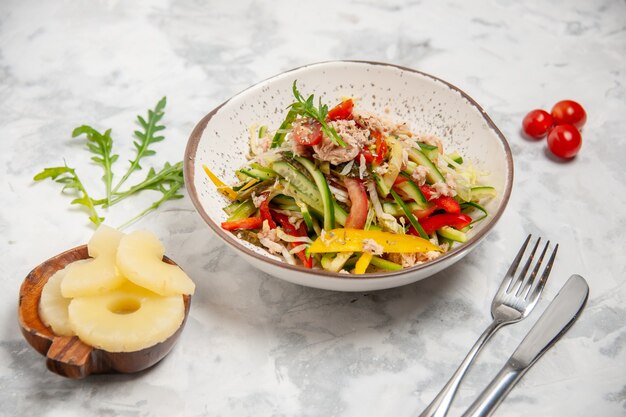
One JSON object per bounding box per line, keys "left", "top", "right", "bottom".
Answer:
{"left": 294, "top": 156, "right": 335, "bottom": 230}
{"left": 461, "top": 201, "right": 489, "bottom": 225}
{"left": 390, "top": 190, "right": 428, "bottom": 239}
{"left": 382, "top": 201, "right": 421, "bottom": 217}
{"left": 418, "top": 142, "right": 439, "bottom": 160}
{"left": 470, "top": 186, "right": 496, "bottom": 200}
{"left": 235, "top": 170, "right": 248, "bottom": 182}
{"left": 239, "top": 167, "right": 276, "bottom": 181}
{"left": 367, "top": 224, "right": 383, "bottom": 232}
{"left": 408, "top": 148, "right": 445, "bottom": 184}
{"left": 223, "top": 200, "right": 243, "bottom": 216}
{"left": 437, "top": 226, "right": 467, "bottom": 243}
{"left": 395, "top": 172, "right": 429, "bottom": 208}
{"left": 447, "top": 151, "right": 463, "bottom": 164}
{"left": 343, "top": 255, "right": 360, "bottom": 271}
{"left": 334, "top": 205, "right": 348, "bottom": 226}
{"left": 370, "top": 256, "right": 403, "bottom": 271}
{"left": 258, "top": 125, "right": 268, "bottom": 138}
{"left": 381, "top": 137, "right": 404, "bottom": 193}
{"left": 271, "top": 194, "right": 295, "bottom": 206}
{"left": 271, "top": 109, "right": 296, "bottom": 148}
{"left": 320, "top": 252, "right": 353, "bottom": 272}
{"left": 272, "top": 161, "right": 321, "bottom": 203}
{"left": 226, "top": 199, "right": 256, "bottom": 221}
{"left": 372, "top": 172, "right": 391, "bottom": 197}
{"left": 296, "top": 201, "right": 315, "bottom": 233}
{"left": 275, "top": 204, "right": 301, "bottom": 212}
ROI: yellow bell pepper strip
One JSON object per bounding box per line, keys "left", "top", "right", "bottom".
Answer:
{"left": 308, "top": 228, "right": 442, "bottom": 254}
{"left": 354, "top": 252, "right": 373, "bottom": 274}
{"left": 203, "top": 165, "right": 237, "bottom": 199}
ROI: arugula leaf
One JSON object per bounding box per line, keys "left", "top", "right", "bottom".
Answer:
{"left": 288, "top": 81, "right": 346, "bottom": 147}
{"left": 33, "top": 165, "right": 103, "bottom": 225}
{"left": 72, "top": 126, "right": 118, "bottom": 205}
{"left": 35, "top": 98, "right": 185, "bottom": 228}
{"left": 113, "top": 97, "right": 167, "bottom": 193}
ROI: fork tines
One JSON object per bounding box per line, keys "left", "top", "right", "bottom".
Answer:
{"left": 503, "top": 234, "right": 559, "bottom": 301}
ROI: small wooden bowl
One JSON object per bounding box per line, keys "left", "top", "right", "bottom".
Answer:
{"left": 18, "top": 245, "right": 191, "bottom": 379}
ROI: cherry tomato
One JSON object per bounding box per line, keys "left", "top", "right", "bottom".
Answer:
{"left": 547, "top": 125, "right": 582, "bottom": 159}
{"left": 327, "top": 99, "right": 354, "bottom": 121}
{"left": 292, "top": 120, "right": 323, "bottom": 146}
{"left": 551, "top": 100, "right": 586, "bottom": 129}
{"left": 522, "top": 109, "right": 553, "bottom": 139}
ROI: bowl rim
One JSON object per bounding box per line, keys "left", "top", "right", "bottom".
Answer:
{"left": 184, "top": 60, "right": 514, "bottom": 280}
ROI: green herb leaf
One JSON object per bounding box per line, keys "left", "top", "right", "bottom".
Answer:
{"left": 113, "top": 97, "right": 167, "bottom": 193}
{"left": 72, "top": 126, "right": 118, "bottom": 205}
{"left": 285, "top": 81, "right": 347, "bottom": 147}
{"left": 33, "top": 165, "right": 103, "bottom": 225}
{"left": 34, "top": 98, "right": 184, "bottom": 228}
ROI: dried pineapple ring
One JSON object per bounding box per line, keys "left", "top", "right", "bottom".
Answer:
{"left": 116, "top": 230, "right": 195, "bottom": 296}
{"left": 61, "top": 225, "right": 125, "bottom": 298}
{"left": 39, "top": 263, "right": 87, "bottom": 336}
{"left": 68, "top": 281, "right": 184, "bottom": 353}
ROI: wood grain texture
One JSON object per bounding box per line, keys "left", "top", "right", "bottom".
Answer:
{"left": 18, "top": 245, "right": 192, "bottom": 379}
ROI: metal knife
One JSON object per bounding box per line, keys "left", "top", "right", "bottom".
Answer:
{"left": 461, "top": 274, "right": 589, "bottom": 417}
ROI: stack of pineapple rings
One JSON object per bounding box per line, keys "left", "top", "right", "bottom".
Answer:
{"left": 39, "top": 225, "right": 195, "bottom": 353}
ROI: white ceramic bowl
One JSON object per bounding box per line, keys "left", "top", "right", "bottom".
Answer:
{"left": 184, "top": 61, "right": 513, "bottom": 292}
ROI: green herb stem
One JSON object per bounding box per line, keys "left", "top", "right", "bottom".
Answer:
{"left": 112, "top": 97, "right": 167, "bottom": 194}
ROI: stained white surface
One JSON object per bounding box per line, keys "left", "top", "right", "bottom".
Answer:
{"left": 1, "top": 0, "right": 625, "bottom": 416}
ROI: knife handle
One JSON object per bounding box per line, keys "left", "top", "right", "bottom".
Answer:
{"left": 461, "top": 361, "right": 525, "bottom": 417}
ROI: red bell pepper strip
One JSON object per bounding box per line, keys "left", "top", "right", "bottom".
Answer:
{"left": 343, "top": 177, "right": 368, "bottom": 229}
{"left": 416, "top": 213, "right": 472, "bottom": 235}
{"left": 259, "top": 193, "right": 277, "bottom": 229}
{"left": 271, "top": 210, "right": 313, "bottom": 268}
{"left": 419, "top": 185, "right": 461, "bottom": 214}
{"left": 221, "top": 217, "right": 263, "bottom": 231}
{"left": 371, "top": 130, "right": 387, "bottom": 165}
{"left": 327, "top": 99, "right": 354, "bottom": 121}
{"left": 413, "top": 205, "right": 437, "bottom": 219}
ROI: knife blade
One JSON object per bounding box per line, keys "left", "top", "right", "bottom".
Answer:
{"left": 461, "top": 274, "right": 589, "bottom": 417}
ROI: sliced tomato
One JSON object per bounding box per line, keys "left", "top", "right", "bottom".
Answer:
{"left": 221, "top": 217, "right": 263, "bottom": 231}
{"left": 259, "top": 193, "right": 276, "bottom": 229}
{"left": 292, "top": 120, "right": 323, "bottom": 146}
{"left": 344, "top": 177, "right": 368, "bottom": 229}
{"left": 418, "top": 213, "right": 472, "bottom": 235}
{"left": 419, "top": 185, "right": 461, "bottom": 214}
{"left": 327, "top": 98, "right": 354, "bottom": 121}
{"left": 358, "top": 150, "right": 375, "bottom": 164}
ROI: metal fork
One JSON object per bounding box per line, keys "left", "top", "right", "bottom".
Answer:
{"left": 418, "top": 235, "right": 558, "bottom": 417}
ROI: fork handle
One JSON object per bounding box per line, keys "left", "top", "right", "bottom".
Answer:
{"left": 418, "top": 319, "right": 504, "bottom": 417}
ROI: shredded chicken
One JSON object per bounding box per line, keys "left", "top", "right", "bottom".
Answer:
{"left": 313, "top": 119, "right": 370, "bottom": 165}
{"left": 358, "top": 153, "right": 367, "bottom": 179}
{"left": 374, "top": 162, "right": 389, "bottom": 175}
{"left": 362, "top": 238, "right": 384, "bottom": 256}
{"left": 258, "top": 221, "right": 283, "bottom": 254}
{"left": 411, "top": 165, "right": 429, "bottom": 186}
{"left": 251, "top": 192, "right": 266, "bottom": 208}
{"left": 430, "top": 181, "right": 457, "bottom": 198}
